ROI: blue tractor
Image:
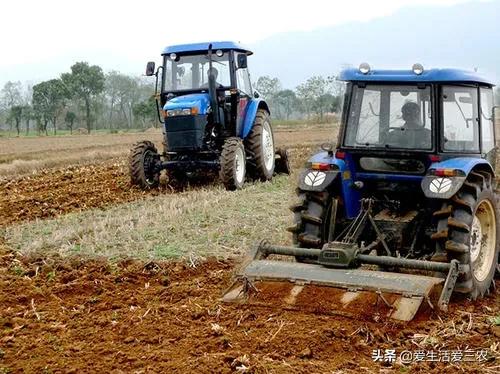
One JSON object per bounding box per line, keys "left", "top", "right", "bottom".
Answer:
{"left": 224, "top": 64, "right": 499, "bottom": 321}
{"left": 129, "top": 41, "right": 289, "bottom": 190}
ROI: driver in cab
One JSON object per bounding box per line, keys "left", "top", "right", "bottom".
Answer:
{"left": 201, "top": 67, "right": 223, "bottom": 89}
{"left": 387, "top": 101, "right": 431, "bottom": 149}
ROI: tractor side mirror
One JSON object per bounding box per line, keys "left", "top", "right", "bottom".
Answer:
{"left": 146, "top": 61, "right": 156, "bottom": 76}
{"left": 237, "top": 54, "right": 248, "bottom": 69}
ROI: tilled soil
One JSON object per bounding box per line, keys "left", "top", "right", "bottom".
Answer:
{"left": 0, "top": 161, "right": 163, "bottom": 227}
{"left": 0, "top": 249, "right": 498, "bottom": 373}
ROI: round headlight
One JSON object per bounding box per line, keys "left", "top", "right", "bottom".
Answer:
{"left": 359, "top": 63, "right": 370, "bottom": 74}
{"left": 169, "top": 53, "right": 177, "bottom": 60}
{"left": 412, "top": 63, "right": 424, "bottom": 75}
{"left": 215, "top": 49, "right": 224, "bottom": 57}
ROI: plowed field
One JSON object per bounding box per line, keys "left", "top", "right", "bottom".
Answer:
{"left": 0, "top": 248, "right": 498, "bottom": 373}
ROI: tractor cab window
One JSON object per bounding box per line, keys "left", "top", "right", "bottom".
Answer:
{"left": 235, "top": 53, "right": 252, "bottom": 96}
{"left": 236, "top": 68, "right": 252, "bottom": 96}
{"left": 163, "top": 53, "right": 231, "bottom": 91}
{"left": 344, "top": 85, "right": 432, "bottom": 150}
{"left": 442, "top": 86, "right": 479, "bottom": 152}
{"left": 480, "top": 87, "right": 495, "bottom": 154}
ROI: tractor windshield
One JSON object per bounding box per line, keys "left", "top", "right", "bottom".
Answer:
{"left": 344, "top": 84, "right": 432, "bottom": 150}
{"left": 163, "top": 52, "right": 231, "bottom": 91}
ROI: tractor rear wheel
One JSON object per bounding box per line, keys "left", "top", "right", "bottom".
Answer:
{"left": 432, "top": 170, "right": 499, "bottom": 299}
{"left": 288, "top": 190, "right": 341, "bottom": 262}
{"left": 246, "top": 109, "right": 275, "bottom": 181}
{"left": 275, "top": 147, "right": 291, "bottom": 175}
{"left": 129, "top": 140, "right": 160, "bottom": 189}
{"left": 219, "top": 137, "right": 246, "bottom": 190}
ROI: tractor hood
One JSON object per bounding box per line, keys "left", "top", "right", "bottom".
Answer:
{"left": 164, "top": 93, "right": 210, "bottom": 115}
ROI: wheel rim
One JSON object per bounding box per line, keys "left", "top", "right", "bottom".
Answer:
{"left": 235, "top": 146, "right": 245, "bottom": 184}
{"left": 262, "top": 121, "right": 275, "bottom": 172}
{"left": 470, "top": 199, "right": 496, "bottom": 282}
{"left": 143, "top": 150, "right": 157, "bottom": 185}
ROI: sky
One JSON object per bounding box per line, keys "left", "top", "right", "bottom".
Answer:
{"left": 0, "top": 0, "right": 488, "bottom": 87}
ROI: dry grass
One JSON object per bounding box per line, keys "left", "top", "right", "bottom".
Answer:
{"left": 4, "top": 174, "right": 296, "bottom": 261}
{"left": 0, "top": 132, "right": 163, "bottom": 180}
{"left": 0, "top": 125, "right": 334, "bottom": 180}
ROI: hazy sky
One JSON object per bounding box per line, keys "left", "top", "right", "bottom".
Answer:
{"left": 0, "top": 0, "right": 486, "bottom": 86}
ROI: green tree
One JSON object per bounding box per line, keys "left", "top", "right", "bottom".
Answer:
{"left": 32, "top": 79, "right": 66, "bottom": 135}
{"left": 133, "top": 96, "right": 157, "bottom": 128}
{"left": 0, "top": 81, "right": 22, "bottom": 110}
{"left": 1, "top": 82, "right": 23, "bottom": 133}
{"left": 21, "top": 105, "right": 34, "bottom": 135}
{"left": 8, "top": 106, "right": 23, "bottom": 136}
{"left": 61, "top": 62, "right": 105, "bottom": 133}
{"left": 296, "top": 76, "right": 336, "bottom": 120}
{"left": 65, "top": 111, "right": 77, "bottom": 134}
{"left": 275, "top": 89, "right": 297, "bottom": 120}
{"left": 254, "top": 76, "right": 282, "bottom": 98}
{"left": 104, "top": 72, "right": 153, "bottom": 130}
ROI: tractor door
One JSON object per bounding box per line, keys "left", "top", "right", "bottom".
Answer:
{"left": 479, "top": 87, "right": 496, "bottom": 168}
{"left": 235, "top": 52, "right": 253, "bottom": 136}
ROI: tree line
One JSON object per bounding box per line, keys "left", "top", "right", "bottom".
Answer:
{"left": 0, "top": 62, "right": 156, "bottom": 136}
{"left": 254, "top": 75, "right": 344, "bottom": 122}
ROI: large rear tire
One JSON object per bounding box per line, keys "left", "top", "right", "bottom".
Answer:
{"left": 219, "top": 137, "right": 246, "bottom": 191}
{"left": 432, "top": 170, "right": 499, "bottom": 299}
{"left": 288, "top": 190, "right": 341, "bottom": 262}
{"left": 129, "top": 140, "right": 160, "bottom": 189}
{"left": 275, "top": 147, "right": 291, "bottom": 175}
{"left": 245, "top": 109, "right": 275, "bottom": 181}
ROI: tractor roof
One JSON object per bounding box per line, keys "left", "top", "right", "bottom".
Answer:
{"left": 339, "top": 68, "right": 494, "bottom": 86}
{"left": 162, "top": 41, "right": 252, "bottom": 56}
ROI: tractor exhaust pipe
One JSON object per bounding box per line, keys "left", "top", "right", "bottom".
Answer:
{"left": 207, "top": 44, "right": 220, "bottom": 124}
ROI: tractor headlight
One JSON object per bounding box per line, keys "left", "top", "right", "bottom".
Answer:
{"left": 166, "top": 108, "right": 199, "bottom": 117}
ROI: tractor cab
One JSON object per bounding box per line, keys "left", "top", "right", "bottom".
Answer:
{"left": 130, "top": 41, "right": 289, "bottom": 192}
{"left": 145, "top": 41, "right": 258, "bottom": 153}
{"left": 337, "top": 64, "right": 497, "bottom": 172}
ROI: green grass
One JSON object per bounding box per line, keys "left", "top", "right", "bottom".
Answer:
{"left": 5, "top": 175, "right": 296, "bottom": 261}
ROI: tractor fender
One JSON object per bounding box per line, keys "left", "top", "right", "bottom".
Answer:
{"left": 298, "top": 169, "right": 340, "bottom": 191}
{"left": 241, "top": 99, "right": 270, "bottom": 138}
{"left": 421, "top": 157, "right": 494, "bottom": 199}
{"left": 298, "top": 151, "right": 344, "bottom": 192}
{"left": 299, "top": 151, "right": 361, "bottom": 219}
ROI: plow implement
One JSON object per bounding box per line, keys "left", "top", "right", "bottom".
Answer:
{"left": 223, "top": 241, "right": 462, "bottom": 321}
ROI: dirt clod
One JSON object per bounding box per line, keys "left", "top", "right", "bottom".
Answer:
{"left": 299, "top": 347, "right": 313, "bottom": 359}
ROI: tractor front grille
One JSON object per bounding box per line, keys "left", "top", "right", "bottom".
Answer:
{"left": 164, "top": 115, "right": 207, "bottom": 151}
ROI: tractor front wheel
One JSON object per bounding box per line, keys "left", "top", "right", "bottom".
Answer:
{"left": 219, "top": 137, "right": 246, "bottom": 190}
{"left": 129, "top": 140, "right": 160, "bottom": 189}
{"left": 432, "top": 170, "right": 499, "bottom": 299}
{"left": 246, "top": 109, "right": 275, "bottom": 181}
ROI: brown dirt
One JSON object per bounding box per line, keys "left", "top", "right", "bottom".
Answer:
{"left": 0, "top": 161, "right": 165, "bottom": 227}
{"left": 0, "top": 248, "right": 497, "bottom": 373}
